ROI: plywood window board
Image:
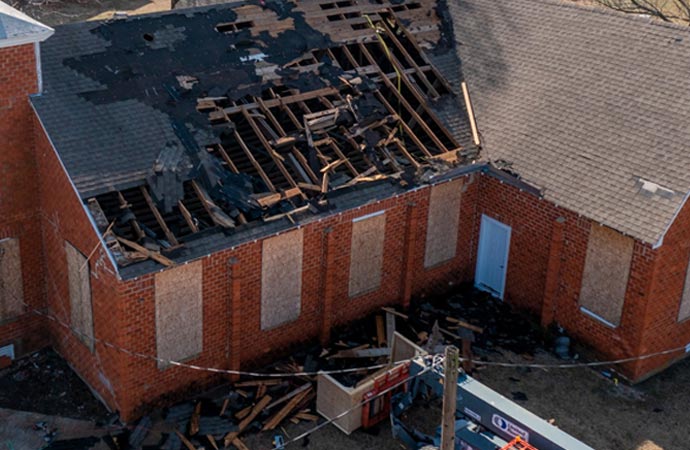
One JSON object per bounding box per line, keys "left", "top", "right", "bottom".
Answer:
{"left": 65, "top": 242, "right": 94, "bottom": 350}
{"left": 579, "top": 226, "right": 634, "bottom": 327}
{"left": 155, "top": 261, "right": 203, "bottom": 368}
{"left": 261, "top": 229, "right": 304, "bottom": 330}
{"left": 0, "top": 238, "right": 24, "bottom": 322}
{"left": 677, "top": 256, "right": 690, "bottom": 322}
{"left": 349, "top": 212, "right": 386, "bottom": 298}
{"left": 424, "top": 179, "right": 462, "bottom": 268}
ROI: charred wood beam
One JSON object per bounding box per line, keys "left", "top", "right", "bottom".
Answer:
{"left": 241, "top": 109, "right": 304, "bottom": 198}
{"left": 178, "top": 200, "right": 199, "bottom": 233}
{"left": 376, "top": 18, "right": 440, "bottom": 98}
{"left": 223, "top": 87, "right": 339, "bottom": 115}
{"left": 374, "top": 92, "right": 431, "bottom": 158}
{"left": 139, "top": 186, "right": 179, "bottom": 246}
{"left": 358, "top": 42, "right": 450, "bottom": 153}
{"left": 118, "top": 191, "right": 145, "bottom": 240}
{"left": 233, "top": 129, "right": 277, "bottom": 192}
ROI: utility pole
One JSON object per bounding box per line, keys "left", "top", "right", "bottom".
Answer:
{"left": 441, "top": 345, "right": 459, "bottom": 450}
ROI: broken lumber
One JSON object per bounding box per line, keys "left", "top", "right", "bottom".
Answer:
{"left": 376, "top": 315, "right": 386, "bottom": 347}
{"left": 190, "top": 402, "right": 201, "bottom": 436}
{"left": 263, "top": 387, "right": 312, "bottom": 430}
{"left": 224, "top": 395, "right": 272, "bottom": 447}
{"left": 207, "top": 435, "right": 220, "bottom": 450}
{"left": 265, "top": 383, "right": 312, "bottom": 411}
{"left": 446, "top": 317, "right": 484, "bottom": 334}
{"left": 232, "top": 437, "right": 250, "bottom": 450}
{"left": 381, "top": 307, "right": 408, "bottom": 320}
{"left": 116, "top": 236, "right": 175, "bottom": 267}
{"left": 175, "top": 430, "right": 196, "bottom": 450}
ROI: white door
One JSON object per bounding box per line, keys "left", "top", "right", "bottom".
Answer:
{"left": 475, "top": 215, "right": 511, "bottom": 299}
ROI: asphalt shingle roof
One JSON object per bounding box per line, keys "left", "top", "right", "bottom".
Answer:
{"left": 449, "top": 0, "right": 690, "bottom": 245}
{"left": 0, "top": 1, "right": 52, "bottom": 46}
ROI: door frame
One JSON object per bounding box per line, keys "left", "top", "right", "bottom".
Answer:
{"left": 475, "top": 214, "right": 511, "bottom": 299}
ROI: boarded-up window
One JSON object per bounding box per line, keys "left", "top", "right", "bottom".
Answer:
{"left": 349, "top": 212, "right": 386, "bottom": 297}
{"left": 261, "top": 229, "right": 303, "bottom": 330}
{"left": 677, "top": 256, "right": 690, "bottom": 322}
{"left": 155, "top": 261, "right": 203, "bottom": 367}
{"left": 424, "top": 180, "right": 462, "bottom": 268}
{"left": 0, "top": 238, "right": 24, "bottom": 321}
{"left": 579, "top": 226, "right": 633, "bottom": 326}
{"left": 65, "top": 242, "right": 94, "bottom": 350}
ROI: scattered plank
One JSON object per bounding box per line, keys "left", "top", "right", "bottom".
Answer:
{"left": 263, "top": 388, "right": 312, "bottom": 431}
{"left": 446, "top": 317, "right": 484, "bottom": 334}
{"left": 224, "top": 395, "right": 272, "bottom": 447}
{"left": 175, "top": 430, "right": 196, "bottom": 450}
{"left": 376, "top": 315, "right": 386, "bottom": 347}
{"left": 207, "top": 435, "right": 220, "bottom": 450}
{"left": 232, "top": 437, "right": 251, "bottom": 450}
{"left": 190, "top": 402, "right": 201, "bottom": 436}
{"left": 265, "top": 383, "right": 312, "bottom": 411}
{"left": 381, "top": 307, "right": 408, "bottom": 320}
{"left": 220, "top": 398, "right": 230, "bottom": 417}
{"left": 115, "top": 236, "right": 175, "bottom": 267}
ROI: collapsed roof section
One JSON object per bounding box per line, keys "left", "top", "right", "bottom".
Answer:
{"left": 33, "top": 0, "right": 476, "bottom": 272}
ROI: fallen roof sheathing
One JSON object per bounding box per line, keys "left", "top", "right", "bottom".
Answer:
{"left": 32, "top": 0, "right": 476, "bottom": 275}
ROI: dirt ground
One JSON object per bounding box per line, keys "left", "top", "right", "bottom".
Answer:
{"left": 11, "top": 0, "right": 172, "bottom": 26}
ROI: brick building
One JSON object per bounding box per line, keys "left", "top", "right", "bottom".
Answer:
{"left": 1, "top": 0, "right": 690, "bottom": 420}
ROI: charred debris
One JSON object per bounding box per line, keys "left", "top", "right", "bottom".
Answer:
{"left": 77, "top": 0, "right": 477, "bottom": 269}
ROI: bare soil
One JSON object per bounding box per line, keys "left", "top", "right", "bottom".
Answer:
{"left": 10, "top": 0, "right": 171, "bottom": 26}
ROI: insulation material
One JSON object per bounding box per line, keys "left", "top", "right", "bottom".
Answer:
{"left": 0, "top": 238, "right": 24, "bottom": 321}
{"left": 155, "top": 261, "right": 203, "bottom": 367}
{"left": 678, "top": 258, "right": 690, "bottom": 322}
{"left": 349, "top": 212, "right": 386, "bottom": 297}
{"left": 579, "top": 226, "right": 634, "bottom": 326}
{"left": 261, "top": 229, "right": 304, "bottom": 330}
{"left": 65, "top": 242, "right": 94, "bottom": 350}
{"left": 424, "top": 179, "right": 463, "bottom": 268}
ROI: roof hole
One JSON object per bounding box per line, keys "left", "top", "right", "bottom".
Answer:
{"left": 143, "top": 33, "right": 154, "bottom": 42}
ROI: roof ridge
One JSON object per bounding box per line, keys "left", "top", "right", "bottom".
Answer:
{"left": 525, "top": 0, "right": 690, "bottom": 33}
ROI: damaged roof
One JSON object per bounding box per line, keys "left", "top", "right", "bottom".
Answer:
{"left": 449, "top": 0, "right": 690, "bottom": 245}
{"left": 32, "top": 0, "right": 475, "bottom": 276}
{"left": 0, "top": 0, "right": 53, "bottom": 48}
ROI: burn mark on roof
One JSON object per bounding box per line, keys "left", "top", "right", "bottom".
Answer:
{"left": 33, "top": 0, "right": 477, "bottom": 272}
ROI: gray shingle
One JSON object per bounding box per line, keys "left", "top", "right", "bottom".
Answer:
{"left": 449, "top": 0, "right": 690, "bottom": 244}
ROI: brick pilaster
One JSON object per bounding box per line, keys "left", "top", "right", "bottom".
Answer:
{"left": 401, "top": 202, "right": 420, "bottom": 310}
{"left": 541, "top": 216, "right": 565, "bottom": 327}
{"left": 320, "top": 227, "right": 336, "bottom": 346}
{"left": 228, "top": 258, "right": 242, "bottom": 380}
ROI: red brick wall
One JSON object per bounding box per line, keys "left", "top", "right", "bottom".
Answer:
{"left": 0, "top": 44, "right": 48, "bottom": 356}
{"left": 98, "top": 171, "right": 673, "bottom": 419}
{"left": 476, "top": 174, "right": 657, "bottom": 378}
{"left": 634, "top": 198, "right": 690, "bottom": 378}
{"left": 112, "top": 175, "right": 481, "bottom": 420}
{"left": 33, "top": 117, "right": 125, "bottom": 412}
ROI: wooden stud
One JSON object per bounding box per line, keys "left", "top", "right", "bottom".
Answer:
{"left": 139, "top": 186, "right": 179, "bottom": 246}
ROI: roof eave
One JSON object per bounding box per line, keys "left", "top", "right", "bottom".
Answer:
{"left": 0, "top": 27, "right": 54, "bottom": 49}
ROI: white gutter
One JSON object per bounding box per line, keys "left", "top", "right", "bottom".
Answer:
{"left": 29, "top": 101, "right": 121, "bottom": 278}
{"left": 653, "top": 188, "right": 690, "bottom": 249}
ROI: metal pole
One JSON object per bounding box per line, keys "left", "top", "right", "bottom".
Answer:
{"left": 441, "top": 345, "right": 459, "bottom": 450}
